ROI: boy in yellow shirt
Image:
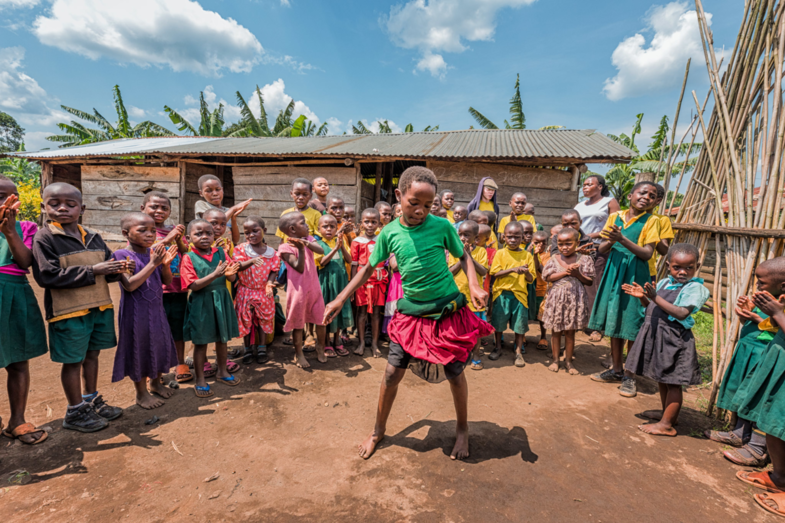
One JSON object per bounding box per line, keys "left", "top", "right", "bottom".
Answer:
{"left": 489, "top": 221, "right": 535, "bottom": 368}
{"left": 276, "top": 178, "right": 322, "bottom": 242}
{"left": 448, "top": 220, "right": 489, "bottom": 370}
{"left": 497, "top": 193, "right": 537, "bottom": 245}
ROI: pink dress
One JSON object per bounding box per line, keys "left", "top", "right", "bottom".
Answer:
{"left": 233, "top": 243, "right": 280, "bottom": 337}
{"left": 278, "top": 236, "right": 325, "bottom": 331}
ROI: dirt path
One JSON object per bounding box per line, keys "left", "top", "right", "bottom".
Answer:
{"left": 0, "top": 283, "right": 778, "bottom": 522}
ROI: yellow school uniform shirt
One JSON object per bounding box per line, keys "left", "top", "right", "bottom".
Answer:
{"left": 479, "top": 201, "right": 495, "bottom": 212}
{"left": 313, "top": 236, "right": 337, "bottom": 268}
{"left": 759, "top": 318, "right": 780, "bottom": 333}
{"left": 445, "top": 209, "right": 455, "bottom": 223}
{"left": 489, "top": 247, "right": 536, "bottom": 306}
{"left": 276, "top": 206, "right": 322, "bottom": 242}
{"left": 49, "top": 223, "right": 113, "bottom": 323}
{"left": 647, "top": 213, "right": 676, "bottom": 276}
{"left": 601, "top": 210, "right": 661, "bottom": 247}
{"left": 447, "top": 246, "right": 488, "bottom": 312}
{"left": 498, "top": 213, "right": 537, "bottom": 238}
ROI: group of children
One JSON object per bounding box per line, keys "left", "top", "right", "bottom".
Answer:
{"left": 2, "top": 165, "right": 785, "bottom": 515}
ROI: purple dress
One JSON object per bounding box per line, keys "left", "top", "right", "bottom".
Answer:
{"left": 112, "top": 249, "right": 178, "bottom": 382}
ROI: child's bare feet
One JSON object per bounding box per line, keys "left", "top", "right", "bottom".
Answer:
{"left": 294, "top": 353, "right": 310, "bottom": 368}
{"left": 149, "top": 379, "right": 174, "bottom": 399}
{"left": 451, "top": 426, "right": 469, "bottom": 460}
{"left": 371, "top": 343, "right": 382, "bottom": 358}
{"left": 358, "top": 431, "right": 384, "bottom": 459}
{"left": 548, "top": 362, "right": 559, "bottom": 373}
{"left": 315, "top": 345, "right": 327, "bottom": 363}
{"left": 564, "top": 362, "right": 580, "bottom": 375}
{"left": 354, "top": 342, "right": 365, "bottom": 356}
{"left": 136, "top": 391, "right": 164, "bottom": 410}
{"left": 638, "top": 422, "right": 677, "bottom": 437}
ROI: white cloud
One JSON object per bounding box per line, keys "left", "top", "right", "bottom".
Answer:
{"left": 325, "top": 117, "right": 343, "bottom": 135}
{"left": 280, "top": 0, "right": 290, "bottom": 6}
{"left": 32, "top": 0, "right": 264, "bottom": 77}
{"left": 383, "top": 0, "right": 537, "bottom": 77}
{"left": 0, "top": 0, "right": 39, "bottom": 9}
{"left": 0, "top": 46, "right": 67, "bottom": 127}
{"left": 23, "top": 130, "right": 54, "bottom": 151}
{"left": 603, "top": 2, "right": 710, "bottom": 101}
{"left": 249, "top": 79, "right": 319, "bottom": 125}
{"left": 127, "top": 105, "right": 145, "bottom": 118}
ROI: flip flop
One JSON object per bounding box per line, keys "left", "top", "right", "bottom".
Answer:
{"left": 325, "top": 348, "right": 337, "bottom": 358}
{"left": 588, "top": 331, "right": 604, "bottom": 343}
{"left": 228, "top": 347, "right": 243, "bottom": 359}
{"left": 175, "top": 364, "right": 193, "bottom": 383}
{"left": 216, "top": 375, "right": 240, "bottom": 387}
{"left": 1, "top": 423, "right": 48, "bottom": 445}
{"left": 335, "top": 345, "right": 350, "bottom": 357}
{"left": 754, "top": 492, "right": 785, "bottom": 517}
{"left": 203, "top": 362, "right": 217, "bottom": 378}
{"left": 737, "top": 470, "right": 784, "bottom": 493}
{"left": 536, "top": 339, "right": 548, "bottom": 350}
{"left": 226, "top": 360, "right": 240, "bottom": 373}
{"left": 470, "top": 359, "right": 483, "bottom": 370}
{"left": 194, "top": 385, "right": 214, "bottom": 398}
{"left": 340, "top": 335, "right": 351, "bottom": 346}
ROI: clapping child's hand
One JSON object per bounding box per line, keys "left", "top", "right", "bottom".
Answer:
{"left": 162, "top": 245, "right": 179, "bottom": 265}
{"left": 643, "top": 281, "right": 657, "bottom": 300}
{"left": 622, "top": 282, "right": 644, "bottom": 298}
{"left": 601, "top": 225, "right": 623, "bottom": 243}
{"left": 150, "top": 243, "right": 168, "bottom": 266}
{"left": 224, "top": 262, "right": 240, "bottom": 276}
{"left": 213, "top": 261, "right": 228, "bottom": 276}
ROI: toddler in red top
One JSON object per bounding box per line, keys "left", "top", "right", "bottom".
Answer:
{"left": 351, "top": 208, "right": 388, "bottom": 357}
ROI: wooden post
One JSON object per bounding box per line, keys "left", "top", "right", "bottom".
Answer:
{"left": 568, "top": 165, "right": 581, "bottom": 191}
{"left": 374, "top": 163, "right": 382, "bottom": 203}
{"left": 384, "top": 162, "right": 394, "bottom": 203}
{"left": 178, "top": 161, "right": 186, "bottom": 225}
{"left": 40, "top": 161, "right": 53, "bottom": 188}
{"left": 354, "top": 164, "right": 362, "bottom": 213}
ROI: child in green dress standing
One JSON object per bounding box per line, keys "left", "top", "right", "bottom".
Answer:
{"left": 181, "top": 219, "right": 241, "bottom": 398}
{"left": 314, "top": 214, "right": 353, "bottom": 357}
{"left": 589, "top": 181, "right": 661, "bottom": 395}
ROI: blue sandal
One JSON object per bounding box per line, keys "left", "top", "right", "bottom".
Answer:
{"left": 470, "top": 359, "right": 483, "bottom": 370}
{"left": 216, "top": 375, "right": 240, "bottom": 387}
{"left": 194, "top": 385, "right": 213, "bottom": 398}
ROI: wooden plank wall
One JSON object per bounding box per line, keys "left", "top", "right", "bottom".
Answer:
{"left": 427, "top": 160, "right": 578, "bottom": 229}
{"left": 233, "top": 165, "right": 357, "bottom": 247}
{"left": 81, "top": 165, "right": 180, "bottom": 235}
{"left": 184, "top": 163, "right": 217, "bottom": 222}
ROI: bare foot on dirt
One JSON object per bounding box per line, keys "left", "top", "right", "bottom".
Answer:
{"left": 354, "top": 342, "right": 365, "bottom": 356}
{"left": 565, "top": 362, "right": 580, "bottom": 375}
{"left": 294, "top": 353, "right": 311, "bottom": 369}
{"left": 638, "top": 422, "right": 677, "bottom": 437}
{"left": 316, "top": 345, "right": 327, "bottom": 363}
{"left": 371, "top": 343, "right": 382, "bottom": 358}
{"left": 136, "top": 391, "right": 164, "bottom": 410}
{"left": 548, "top": 362, "right": 559, "bottom": 373}
{"left": 358, "top": 431, "right": 384, "bottom": 459}
{"left": 149, "top": 379, "right": 174, "bottom": 399}
{"left": 451, "top": 427, "right": 469, "bottom": 460}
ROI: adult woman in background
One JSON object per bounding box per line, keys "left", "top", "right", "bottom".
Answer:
{"left": 574, "top": 174, "right": 619, "bottom": 343}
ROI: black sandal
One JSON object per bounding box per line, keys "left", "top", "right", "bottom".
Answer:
{"left": 488, "top": 346, "right": 502, "bottom": 361}
{"left": 256, "top": 347, "right": 269, "bottom": 364}
{"left": 229, "top": 347, "right": 244, "bottom": 359}
{"left": 242, "top": 346, "right": 254, "bottom": 365}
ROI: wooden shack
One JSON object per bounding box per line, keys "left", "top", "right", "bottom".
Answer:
{"left": 13, "top": 130, "right": 634, "bottom": 245}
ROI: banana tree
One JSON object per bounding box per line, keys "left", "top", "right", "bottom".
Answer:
{"left": 291, "top": 115, "right": 328, "bottom": 137}
{"left": 47, "top": 85, "right": 174, "bottom": 147}
{"left": 164, "top": 92, "right": 225, "bottom": 136}
{"left": 403, "top": 123, "right": 439, "bottom": 132}
{"left": 469, "top": 74, "right": 526, "bottom": 130}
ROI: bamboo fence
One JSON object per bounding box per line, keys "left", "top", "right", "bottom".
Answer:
{"left": 667, "top": 0, "right": 785, "bottom": 414}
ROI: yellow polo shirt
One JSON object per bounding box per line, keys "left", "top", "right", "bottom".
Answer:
{"left": 447, "top": 246, "right": 488, "bottom": 312}
{"left": 489, "top": 247, "right": 536, "bottom": 306}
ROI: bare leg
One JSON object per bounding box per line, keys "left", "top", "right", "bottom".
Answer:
{"left": 5, "top": 361, "right": 43, "bottom": 443}
{"left": 214, "top": 342, "right": 230, "bottom": 378}
{"left": 359, "top": 364, "right": 406, "bottom": 459}
{"left": 81, "top": 350, "right": 100, "bottom": 395}
{"left": 61, "top": 362, "right": 84, "bottom": 406}
{"left": 175, "top": 340, "right": 186, "bottom": 365}
{"left": 370, "top": 306, "right": 382, "bottom": 357}
{"left": 134, "top": 379, "right": 163, "bottom": 409}
{"left": 193, "top": 344, "right": 208, "bottom": 388}
{"left": 315, "top": 325, "right": 327, "bottom": 363}
{"left": 639, "top": 384, "right": 680, "bottom": 437}
{"left": 494, "top": 331, "right": 503, "bottom": 351}
{"left": 293, "top": 329, "right": 309, "bottom": 368}
{"left": 563, "top": 331, "right": 579, "bottom": 374}
{"left": 610, "top": 337, "right": 625, "bottom": 374}
{"left": 355, "top": 309, "right": 368, "bottom": 356}
{"left": 640, "top": 382, "right": 670, "bottom": 421}
{"left": 766, "top": 435, "right": 785, "bottom": 489}
{"left": 549, "top": 331, "right": 561, "bottom": 372}
{"left": 448, "top": 372, "right": 470, "bottom": 460}
{"left": 149, "top": 372, "right": 174, "bottom": 399}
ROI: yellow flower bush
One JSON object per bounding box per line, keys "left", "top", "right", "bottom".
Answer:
{"left": 16, "top": 183, "right": 41, "bottom": 222}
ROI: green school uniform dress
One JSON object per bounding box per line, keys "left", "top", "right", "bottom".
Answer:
{"left": 588, "top": 213, "right": 653, "bottom": 340}
{"left": 0, "top": 222, "right": 47, "bottom": 368}
{"left": 183, "top": 249, "right": 240, "bottom": 345}
{"left": 737, "top": 328, "right": 785, "bottom": 440}
{"left": 315, "top": 238, "right": 354, "bottom": 333}
{"left": 716, "top": 310, "right": 774, "bottom": 413}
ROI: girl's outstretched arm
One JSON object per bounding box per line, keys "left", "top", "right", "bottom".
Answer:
{"left": 324, "top": 263, "right": 375, "bottom": 323}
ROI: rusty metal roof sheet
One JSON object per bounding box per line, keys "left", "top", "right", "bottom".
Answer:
{"left": 8, "top": 129, "right": 634, "bottom": 162}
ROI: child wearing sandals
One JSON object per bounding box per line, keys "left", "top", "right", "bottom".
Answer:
{"left": 181, "top": 219, "right": 241, "bottom": 398}
{"left": 732, "top": 275, "right": 785, "bottom": 518}
{"left": 278, "top": 212, "right": 327, "bottom": 368}
{"left": 140, "top": 192, "right": 192, "bottom": 384}
{"left": 323, "top": 166, "right": 491, "bottom": 461}
{"left": 0, "top": 177, "right": 49, "bottom": 445}
{"left": 233, "top": 217, "right": 279, "bottom": 365}
{"left": 530, "top": 231, "right": 551, "bottom": 351}
{"left": 112, "top": 213, "right": 180, "bottom": 409}
{"left": 314, "top": 214, "right": 353, "bottom": 357}
{"left": 352, "top": 209, "right": 388, "bottom": 357}
{"left": 621, "top": 243, "right": 708, "bottom": 436}
{"left": 541, "top": 228, "right": 594, "bottom": 374}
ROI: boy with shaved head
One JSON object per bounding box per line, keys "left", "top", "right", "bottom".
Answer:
{"left": 309, "top": 177, "right": 331, "bottom": 214}
{"left": 33, "top": 183, "right": 128, "bottom": 432}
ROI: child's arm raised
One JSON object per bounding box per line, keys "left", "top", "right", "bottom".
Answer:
{"left": 224, "top": 261, "right": 240, "bottom": 283}
{"left": 0, "top": 198, "right": 32, "bottom": 269}
{"left": 160, "top": 246, "right": 177, "bottom": 286}
{"left": 188, "top": 260, "right": 229, "bottom": 291}
{"left": 119, "top": 244, "right": 176, "bottom": 292}
{"left": 226, "top": 199, "right": 253, "bottom": 246}
{"left": 600, "top": 224, "right": 655, "bottom": 261}
{"left": 642, "top": 281, "right": 695, "bottom": 320}
{"left": 735, "top": 295, "right": 764, "bottom": 324}
{"left": 280, "top": 240, "right": 307, "bottom": 274}
{"left": 339, "top": 234, "right": 352, "bottom": 264}
{"left": 304, "top": 238, "right": 324, "bottom": 255}
{"left": 622, "top": 282, "right": 650, "bottom": 307}
{"left": 318, "top": 236, "right": 343, "bottom": 268}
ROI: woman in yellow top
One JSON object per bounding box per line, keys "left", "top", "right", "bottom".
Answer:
{"left": 467, "top": 177, "right": 499, "bottom": 218}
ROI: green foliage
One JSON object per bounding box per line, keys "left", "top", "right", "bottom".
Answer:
{"left": 0, "top": 155, "right": 41, "bottom": 187}
{"left": 48, "top": 85, "right": 175, "bottom": 147}
{"left": 164, "top": 91, "right": 225, "bottom": 137}
{"left": 692, "top": 311, "right": 715, "bottom": 384}
{"left": 0, "top": 112, "right": 24, "bottom": 153}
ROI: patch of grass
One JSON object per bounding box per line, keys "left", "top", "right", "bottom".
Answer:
{"left": 693, "top": 311, "right": 715, "bottom": 385}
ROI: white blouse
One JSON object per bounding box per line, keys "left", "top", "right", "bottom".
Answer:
{"left": 575, "top": 196, "right": 614, "bottom": 240}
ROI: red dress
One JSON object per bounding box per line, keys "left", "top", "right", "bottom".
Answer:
{"left": 351, "top": 236, "right": 388, "bottom": 311}
{"left": 232, "top": 243, "right": 280, "bottom": 337}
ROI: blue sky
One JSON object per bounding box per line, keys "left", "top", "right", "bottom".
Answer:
{"left": 0, "top": 0, "right": 741, "bottom": 160}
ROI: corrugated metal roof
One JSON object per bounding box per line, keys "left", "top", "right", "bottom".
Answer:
{"left": 7, "top": 129, "right": 635, "bottom": 162}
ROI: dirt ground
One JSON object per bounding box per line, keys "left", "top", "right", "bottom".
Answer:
{"left": 0, "top": 280, "right": 778, "bottom": 522}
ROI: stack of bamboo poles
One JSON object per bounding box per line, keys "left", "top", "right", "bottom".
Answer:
{"left": 668, "top": 0, "right": 785, "bottom": 414}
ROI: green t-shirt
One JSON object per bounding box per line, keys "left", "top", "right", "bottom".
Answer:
{"left": 369, "top": 214, "right": 464, "bottom": 302}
